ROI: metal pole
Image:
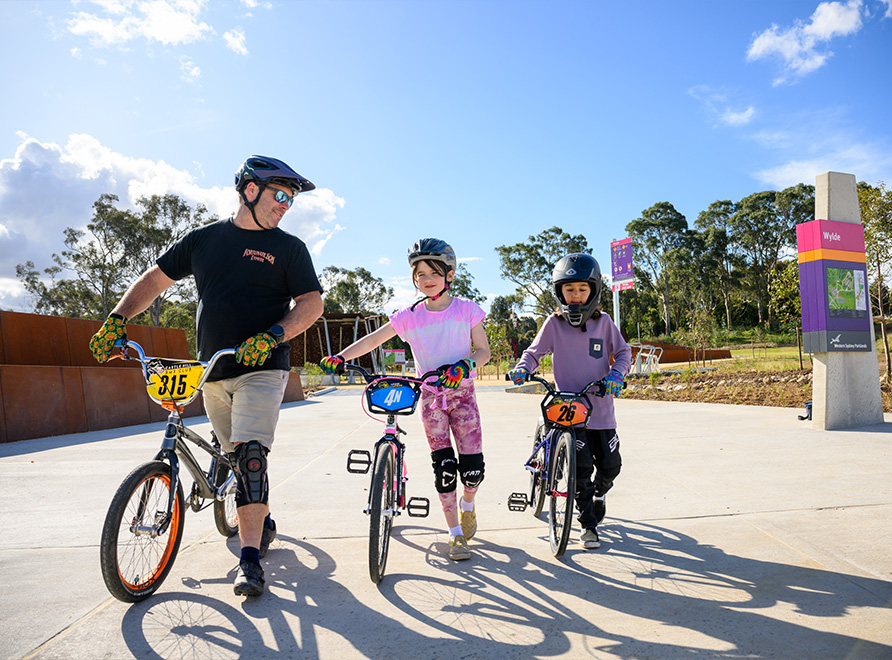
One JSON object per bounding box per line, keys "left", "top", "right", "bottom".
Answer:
{"left": 613, "top": 285, "right": 620, "bottom": 330}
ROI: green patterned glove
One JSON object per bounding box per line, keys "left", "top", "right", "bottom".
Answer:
{"left": 236, "top": 332, "right": 278, "bottom": 367}
{"left": 89, "top": 313, "right": 127, "bottom": 363}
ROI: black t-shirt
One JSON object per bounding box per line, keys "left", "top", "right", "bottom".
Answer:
{"left": 157, "top": 219, "right": 322, "bottom": 380}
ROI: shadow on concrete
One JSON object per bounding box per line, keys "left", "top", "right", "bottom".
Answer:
{"left": 117, "top": 522, "right": 891, "bottom": 659}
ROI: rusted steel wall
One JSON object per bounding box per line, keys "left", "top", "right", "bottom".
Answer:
{"left": 0, "top": 311, "right": 304, "bottom": 443}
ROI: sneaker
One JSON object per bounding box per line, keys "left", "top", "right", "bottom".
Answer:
{"left": 593, "top": 496, "right": 606, "bottom": 526}
{"left": 259, "top": 518, "right": 277, "bottom": 558}
{"left": 460, "top": 505, "right": 477, "bottom": 540}
{"left": 233, "top": 561, "right": 265, "bottom": 597}
{"left": 580, "top": 528, "right": 601, "bottom": 549}
{"left": 448, "top": 534, "right": 471, "bottom": 561}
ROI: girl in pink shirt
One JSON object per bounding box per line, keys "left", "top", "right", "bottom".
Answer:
{"left": 321, "top": 238, "right": 491, "bottom": 561}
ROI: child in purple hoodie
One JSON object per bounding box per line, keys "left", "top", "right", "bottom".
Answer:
{"left": 508, "top": 253, "right": 631, "bottom": 549}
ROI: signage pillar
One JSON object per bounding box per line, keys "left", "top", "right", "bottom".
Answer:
{"left": 797, "top": 172, "right": 883, "bottom": 429}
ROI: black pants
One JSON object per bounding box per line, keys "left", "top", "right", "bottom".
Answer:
{"left": 575, "top": 428, "right": 621, "bottom": 529}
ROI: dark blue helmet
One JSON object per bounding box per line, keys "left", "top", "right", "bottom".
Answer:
{"left": 552, "top": 253, "right": 602, "bottom": 328}
{"left": 235, "top": 155, "right": 315, "bottom": 195}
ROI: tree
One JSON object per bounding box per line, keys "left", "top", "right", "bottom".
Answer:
{"left": 496, "top": 226, "right": 589, "bottom": 319}
{"left": 858, "top": 181, "right": 892, "bottom": 384}
{"left": 450, "top": 263, "right": 486, "bottom": 304}
{"left": 320, "top": 266, "right": 393, "bottom": 314}
{"left": 626, "top": 202, "right": 687, "bottom": 334}
{"left": 16, "top": 193, "right": 213, "bottom": 323}
{"left": 696, "top": 200, "right": 743, "bottom": 329}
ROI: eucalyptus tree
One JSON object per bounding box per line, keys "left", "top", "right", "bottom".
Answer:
{"left": 495, "top": 226, "right": 589, "bottom": 319}
{"left": 625, "top": 202, "right": 688, "bottom": 334}
{"left": 320, "top": 266, "right": 394, "bottom": 314}
{"left": 696, "top": 200, "right": 743, "bottom": 329}
{"left": 858, "top": 181, "right": 892, "bottom": 383}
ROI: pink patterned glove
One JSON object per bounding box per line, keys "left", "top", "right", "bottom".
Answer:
{"left": 438, "top": 360, "right": 471, "bottom": 389}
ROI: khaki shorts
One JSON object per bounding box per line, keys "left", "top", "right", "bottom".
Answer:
{"left": 202, "top": 370, "right": 289, "bottom": 453}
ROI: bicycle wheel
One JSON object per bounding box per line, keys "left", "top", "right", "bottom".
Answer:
{"left": 529, "top": 422, "right": 547, "bottom": 517}
{"left": 100, "top": 460, "right": 185, "bottom": 602}
{"left": 213, "top": 464, "right": 239, "bottom": 538}
{"left": 368, "top": 442, "right": 396, "bottom": 584}
{"left": 548, "top": 431, "right": 576, "bottom": 558}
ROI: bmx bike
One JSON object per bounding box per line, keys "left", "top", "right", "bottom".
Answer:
{"left": 99, "top": 339, "right": 240, "bottom": 602}
{"left": 507, "top": 372, "right": 616, "bottom": 558}
{"left": 339, "top": 362, "right": 448, "bottom": 584}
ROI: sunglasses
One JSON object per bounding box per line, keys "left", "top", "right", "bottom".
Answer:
{"left": 269, "top": 187, "right": 295, "bottom": 207}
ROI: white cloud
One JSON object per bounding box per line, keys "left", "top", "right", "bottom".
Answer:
{"left": 378, "top": 257, "right": 390, "bottom": 265}
{"left": 223, "top": 28, "right": 248, "bottom": 56}
{"left": 881, "top": 0, "right": 892, "bottom": 18}
{"left": 0, "top": 132, "right": 345, "bottom": 310}
{"left": 688, "top": 85, "right": 757, "bottom": 128}
{"left": 747, "top": 0, "right": 865, "bottom": 85}
{"left": 179, "top": 56, "right": 200, "bottom": 82}
{"left": 67, "top": 0, "right": 213, "bottom": 48}
{"left": 721, "top": 106, "right": 756, "bottom": 126}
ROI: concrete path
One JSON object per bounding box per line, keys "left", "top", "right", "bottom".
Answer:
{"left": 1, "top": 384, "right": 891, "bottom": 659}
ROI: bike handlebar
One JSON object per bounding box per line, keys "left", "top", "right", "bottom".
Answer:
{"left": 115, "top": 339, "right": 236, "bottom": 393}
{"left": 504, "top": 371, "right": 626, "bottom": 398}
{"left": 341, "top": 362, "right": 447, "bottom": 386}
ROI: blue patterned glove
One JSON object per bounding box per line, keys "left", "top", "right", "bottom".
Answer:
{"left": 438, "top": 360, "right": 471, "bottom": 389}
{"left": 320, "top": 355, "right": 345, "bottom": 374}
{"left": 507, "top": 368, "right": 528, "bottom": 385}
{"left": 604, "top": 369, "right": 624, "bottom": 396}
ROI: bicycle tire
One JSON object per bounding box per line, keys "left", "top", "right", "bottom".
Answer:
{"left": 529, "top": 422, "right": 547, "bottom": 517}
{"left": 213, "top": 465, "right": 239, "bottom": 538}
{"left": 368, "top": 442, "right": 396, "bottom": 584}
{"left": 548, "top": 431, "right": 576, "bottom": 558}
{"left": 100, "top": 460, "right": 185, "bottom": 602}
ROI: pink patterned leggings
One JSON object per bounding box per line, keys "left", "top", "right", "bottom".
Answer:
{"left": 420, "top": 381, "right": 484, "bottom": 515}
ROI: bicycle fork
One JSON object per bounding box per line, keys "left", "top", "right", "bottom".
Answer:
{"left": 347, "top": 432, "right": 430, "bottom": 518}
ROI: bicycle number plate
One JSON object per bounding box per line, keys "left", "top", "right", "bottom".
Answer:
{"left": 366, "top": 379, "right": 420, "bottom": 414}
{"left": 543, "top": 395, "right": 591, "bottom": 427}
{"left": 145, "top": 358, "right": 205, "bottom": 405}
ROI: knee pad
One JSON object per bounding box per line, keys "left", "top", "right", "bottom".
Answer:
{"left": 234, "top": 440, "right": 269, "bottom": 507}
{"left": 431, "top": 447, "right": 458, "bottom": 493}
{"left": 458, "top": 453, "right": 485, "bottom": 488}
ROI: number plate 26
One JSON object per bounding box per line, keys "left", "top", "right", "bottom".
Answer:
{"left": 543, "top": 395, "right": 591, "bottom": 427}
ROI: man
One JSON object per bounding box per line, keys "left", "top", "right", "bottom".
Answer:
{"left": 90, "top": 155, "right": 324, "bottom": 597}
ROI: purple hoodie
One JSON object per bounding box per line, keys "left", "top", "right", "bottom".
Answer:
{"left": 515, "top": 312, "right": 631, "bottom": 430}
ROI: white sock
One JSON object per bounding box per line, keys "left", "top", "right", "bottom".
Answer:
{"left": 460, "top": 498, "right": 475, "bottom": 512}
{"left": 449, "top": 525, "right": 463, "bottom": 538}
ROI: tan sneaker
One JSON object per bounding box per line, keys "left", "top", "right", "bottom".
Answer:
{"left": 460, "top": 505, "right": 477, "bottom": 540}
{"left": 449, "top": 534, "right": 471, "bottom": 561}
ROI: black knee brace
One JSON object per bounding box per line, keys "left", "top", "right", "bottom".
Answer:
{"left": 234, "top": 440, "right": 269, "bottom": 507}
{"left": 431, "top": 447, "right": 458, "bottom": 493}
{"left": 458, "top": 453, "right": 485, "bottom": 488}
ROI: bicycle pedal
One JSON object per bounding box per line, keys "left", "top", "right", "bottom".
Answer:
{"left": 346, "top": 449, "right": 371, "bottom": 474}
{"left": 406, "top": 497, "right": 430, "bottom": 517}
{"left": 507, "top": 492, "right": 529, "bottom": 512}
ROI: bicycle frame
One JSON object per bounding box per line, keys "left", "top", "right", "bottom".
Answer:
{"left": 114, "top": 339, "right": 238, "bottom": 532}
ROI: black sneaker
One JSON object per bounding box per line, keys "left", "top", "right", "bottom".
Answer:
{"left": 233, "top": 561, "right": 265, "bottom": 597}
{"left": 580, "top": 528, "right": 601, "bottom": 549}
{"left": 259, "top": 518, "right": 277, "bottom": 558}
{"left": 593, "top": 496, "right": 606, "bottom": 525}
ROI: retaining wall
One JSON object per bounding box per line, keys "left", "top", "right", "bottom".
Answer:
{"left": 0, "top": 311, "right": 304, "bottom": 443}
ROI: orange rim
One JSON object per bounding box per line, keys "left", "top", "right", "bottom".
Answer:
{"left": 117, "top": 472, "right": 180, "bottom": 591}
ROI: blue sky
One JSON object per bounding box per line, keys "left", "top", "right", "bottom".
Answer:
{"left": 1, "top": 0, "right": 890, "bottom": 315}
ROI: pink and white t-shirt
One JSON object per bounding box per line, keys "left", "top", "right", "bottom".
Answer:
{"left": 389, "top": 298, "right": 486, "bottom": 376}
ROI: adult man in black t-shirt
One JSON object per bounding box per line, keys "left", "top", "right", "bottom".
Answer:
{"left": 90, "top": 156, "right": 324, "bottom": 597}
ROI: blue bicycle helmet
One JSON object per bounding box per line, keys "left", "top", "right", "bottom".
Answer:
{"left": 235, "top": 155, "right": 315, "bottom": 195}
{"left": 235, "top": 155, "right": 314, "bottom": 230}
